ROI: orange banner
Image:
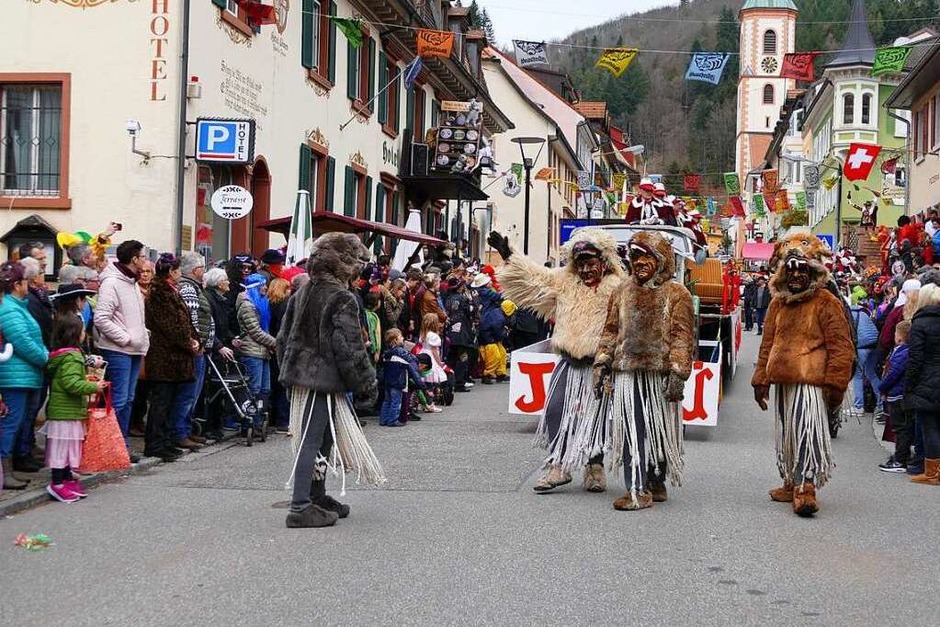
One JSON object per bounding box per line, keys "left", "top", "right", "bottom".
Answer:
{"left": 417, "top": 29, "right": 455, "bottom": 58}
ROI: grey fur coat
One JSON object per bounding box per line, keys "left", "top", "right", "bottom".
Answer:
{"left": 277, "top": 233, "right": 376, "bottom": 395}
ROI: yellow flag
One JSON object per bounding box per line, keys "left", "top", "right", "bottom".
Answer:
{"left": 822, "top": 176, "right": 838, "bottom": 190}
{"left": 596, "top": 48, "right": 638, "bottom": 78}
{"left": 534, "top": 167, "right": 555, "bottom": 181}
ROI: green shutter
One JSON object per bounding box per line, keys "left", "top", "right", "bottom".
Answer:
{"left": 367, "top": 38, "right": 376, "bottom": 105}
{"left": 212, "top": 0, "right": 226, "bottom": 8}
{"left": 301, "top": 0, "right": 313, "bottom": 69}
{"left": 298, "top": 143, "right": 312, "bottom": 192}
{"left": 374, "top": 184, "right": 386, "bottom": 253}
{"left": 364, "top": 176, "right": 373, "bottom": 221}
{"left": 390, "top": 191, "right": 400, "bottom": 255}
{"left": 347, "top": 39, "right": 358, "bottom": 101}
{"left": 327, "top": 0, "right": 337, "bottom": 83}
{"left": 343, "top": 166, "right": 356, "bottom": 217}
{"left": 431, "top": 100, "right": 439, "bottom": 128}
{"left": 406, "top": 89, "right": 414, "bottom": 139}
{"left": 325, "top": 156, "right": 336, "bottom": 212}
{"left": 393, "top": 69, "right": 401, "bottom": 132}
{"left": 377, "top": 52, "right": 388, "bottom": 124}
{"left": 417, "top": 93, "right": 426, "bottom": 139}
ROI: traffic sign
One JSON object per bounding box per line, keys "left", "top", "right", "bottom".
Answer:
{"left": 817, "top": 234, "right": 835, "bottom": 250}
{"left": 195, "top": 118, "right": 255, "bottom": 163}
{"left": 210, "top": 185, "right": 253, "bottom": 220}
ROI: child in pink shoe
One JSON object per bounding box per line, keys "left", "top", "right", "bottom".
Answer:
{"left": 42, "top": 313, "right": 107, "bottom": 503}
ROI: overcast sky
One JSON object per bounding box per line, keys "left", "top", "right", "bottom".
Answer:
{"left": 474, "top": 0, "right": 680, "bottom": 45}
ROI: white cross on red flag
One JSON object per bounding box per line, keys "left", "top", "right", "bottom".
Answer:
{"left": 843, "top": 143, "right": 882, "bottom": 181}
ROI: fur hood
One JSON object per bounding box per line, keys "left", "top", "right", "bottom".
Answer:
{"left": 559, "top": 228, "right": 625, "bottom": 279}
{"left": 626, "top": 230, "right": 675, "bottom": 288}
{"left": 769, "top": 232, "right": 832, "bottom": 305}
{"left": 306, "top": 232, "right": 371, "bottom": 284}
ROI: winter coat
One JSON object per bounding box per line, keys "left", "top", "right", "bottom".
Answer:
{"left": 0, "top": 294, "right": 49, "bottom": 389}
{"left": 206, "top": 288, "right": 236, "bottom": 352}
{"left": 46, "top": 348, "right": 98, "bottom": 420}
{"left": 743, "top": 282, "right": 757, "bottom": 306}
{"left": 878, "top": 304, "right": 905, "bottom": 351}
{"left": 421, "top": 288, "right": 447, "bottom": 324}
{"left": 269, "top": 298, "right": 288, "bottom": 340}
{"left": 94, "top": 262, "right": 149, "bottom": 356}
{"left": 850, "top": 306, "right": 880, "bottom": 349}
{"left": 178, "top": 275, "right": 215, "bottom": 349}
{"left": 236, "top": 292, "right": 276, "bottom": 359}
{"left": 144, "top": 279, "right": 197, "bottom": 383}
{"left": 444, "top": 290, "right": 475, "bottom": 348}
{"left": 905, "top": 304, "right": 940, "bottom": 412}
{"left": 933, "top": 230, "right": 940, "bottom": 257}
{"left": 477, "top": 287, "right": 507, "bottom": 346}
{"left": 752, "top": 267, "right": 855, "bottom": 394}
{"left": 26, "top": 286, "right": 54, "bottom": 348}
{"left": 276, "top": 232, "right": 376, "bottom": 395}
{"left": 595, "top": 231, "right": 695, "bottom": 380}
{"left": 381, "top": 288, "right": 405, "bottom": 332}
{"left": 382, "top": 345, "right": 426, "bottom": 391}
{"left": 497, "top": 228, "right": 624, "bottom": 361}
{"left": 753, "top": 285, "right": 772, "bottom": 309}
{"left": 879, "top": 343, "right": 909, "bottom": 401}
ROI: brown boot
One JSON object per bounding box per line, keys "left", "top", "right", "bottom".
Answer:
{"left": 910, "top": 458, "right": 940, "bottom": 485}
{"left": 189, "top": 435, "right": 208, "bottom": 444}
{"left": 769, "top": 483, "right": 794, "bottom": 502}
{"left": 176, "top": 438, "right": 204, "bottom": 451}
{"left": 2, "top": 458, "right": 28, "bottom": 490}
{"left": 792, "top": 482, "right": 818, "bottom": 517}
{"left": 613, "top": 490, "right": 653, "bottom": 511}
{"left": 533, "top": 465, "right": 572, "bottom": 493}
{"left": 582, "top": 463, "right": 607, "bottom": 493}
{"left": 648, "top": 477, "right": 668, "bottom": 502}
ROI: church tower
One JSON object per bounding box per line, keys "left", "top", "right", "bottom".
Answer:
{"left": 734, "top": 0, "right": 798, "bottom": 189}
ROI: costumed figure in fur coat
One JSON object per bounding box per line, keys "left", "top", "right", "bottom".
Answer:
{"left": 593, "top": 231, "right": 695, "bottom": 511}
{"left": 752, "top": 232, "right": 854, "bottom": 517}
{"left": 276, "top": 233, "right": 386, "bottom": 529}
{"left": 488, "top": 228, "right": 624, "bottom": 493}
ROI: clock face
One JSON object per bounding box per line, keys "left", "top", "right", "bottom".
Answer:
{"left": 761, "top": 56, "right": 779, "bottom": 74}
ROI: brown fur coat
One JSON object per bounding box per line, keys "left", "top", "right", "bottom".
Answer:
{"left": 595, "top": 231, "right": 695, "bottom": 379}
{"left": 497, "top": 228, "right": 624, "bottom": 360}
{"left": 751, "top": 263, "right": 854, "bottom": 392}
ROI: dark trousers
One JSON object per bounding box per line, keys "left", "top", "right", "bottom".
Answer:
{"left": 744, "top": 305, "right": 754, "bottom": 331}
{"left": 447, "top": 346, "right": 472, "bottom": 387}
{"left": 756, "top": 307, "right": 767, "bottom": 332}
{"left": 290, "top": 393, "right": 335, "bottom": 512}
{"left": 146, "top": 382, "right": 183, "bottom": 455}
{"left": 130, "top": 379, "right": 150, "bottom": 432}
{"left": 921, "top": 411, "right": 940, "bottom": 458}
{"left": 887, "top": 400, "right": 913, "bottom": 465}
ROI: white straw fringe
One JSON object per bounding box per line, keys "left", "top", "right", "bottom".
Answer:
{"left": 535, "top": 361, "right": 607, "bottom": 472}
{"left": 774, "top": 384, "right": 834, "bottom": 488}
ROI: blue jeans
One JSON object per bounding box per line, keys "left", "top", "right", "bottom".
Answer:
{"left": 100, "top": 350, "right": 143, "bottom": 446}
{"left": 755, "top": 308, "right": 767, "bottom": 332}
{"left": 852, "top": 348, "right": 883, "bottom": 410}
{"left": 380, "top": 388, "right": 403, "bottom": 425}
{"left": 0, "top": 388, "right": 43, "bottom": 459}
{"left": 239, "top": 356, "right": 270, "bottom": 401}
{"left": 169, "top": 354, "right": 205, "bottom": 441}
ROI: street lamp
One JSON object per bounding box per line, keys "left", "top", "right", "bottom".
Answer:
{"left": 511, "top": 136, "right": 546, "bottom": 255}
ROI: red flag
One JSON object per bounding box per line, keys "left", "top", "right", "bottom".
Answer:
{"left": 844, "top": 143, "right": 882, "bottom": 181}
{"left": 730, "top": 196, "right": 746, "bottom": 217}
{"left": 775, "top": 190, "right": 790, "bottom": 212}
{"left": 683, "top": 174, "right": 701, "bottom": 193}
{"left": 881, "top": 157, "right": 898, "bottom": 175}
{"left": 780, "top": 53, "right": 817, "bottom": 82}
{"left": 237, "top": 0, "right": 277, "bottom": 27}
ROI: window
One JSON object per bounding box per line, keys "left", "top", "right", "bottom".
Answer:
{"left": 343, "top": 165, "right": 367, "bottom": 218}
{"left": 347, "top": 31, "right": 376, "bottom": 115}
{"left": 302, "top": 0, "right": 337, "bottom": 88}
{"left": 861, "top": 93, "right": 872, "bottom": 125}
{"left": 763, "top": 84, "right": 774, "bottom": 104}
{"left": 763, "top": 30, "right": 777, "bottom": 55}
{"left": 843, "top": 93, "right": 855, "bottom": 125}
{"left": 215, "top": 0, "right": 254, "bottom": 37}
{"left": 298, "top": 142, "right": 333, "bottom": 212}
{"left": 1, "top": 79, "right": 69, "bottom": 205}
{"left": 932, "top": 94, "right": 939, "bottom": 149}
{"left": 378, "top": 54, "right": 400, "bottom": 135}
{"left": 412, "top": 87, "right": 426, "bottom": 142}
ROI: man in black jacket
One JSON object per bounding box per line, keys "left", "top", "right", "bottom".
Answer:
{"left": 754, "top": 276, "right": 772, "bottom": 334}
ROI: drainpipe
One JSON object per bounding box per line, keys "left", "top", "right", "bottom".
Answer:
{"left": 174, "top": 0, "right": 192, "bottom": 254}
{"left": 886, "top": 108, "right": 911, "bottom": 216}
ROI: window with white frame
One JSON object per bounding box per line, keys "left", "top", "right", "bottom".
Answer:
{"left": 861, "top": 93, "right": 873, "bottom": 125}
{"left": 309, "top": 0, "right": 322, "bottom": 71}
{"left": 843, "top": 93, "right": 855, "bottom": 125}
{"left": 933, "top": 92, "right": 940, "bottom": 150}
{"left": 226, "top": 0, "right": 238, "bottom": 16}
{"left": 1, "top": 83, "right": 62, "bottom": 195}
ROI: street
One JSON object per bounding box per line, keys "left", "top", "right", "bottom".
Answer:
{"left": 2, "top": 334, "right": 937, "bottom": 626}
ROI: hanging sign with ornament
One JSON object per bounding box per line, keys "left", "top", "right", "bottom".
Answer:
{"left": 210, "top": 185, "right": 254, "bottom": 220}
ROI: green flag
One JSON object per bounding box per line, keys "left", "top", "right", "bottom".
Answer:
{"left": 872, "top": 46, "right": 912, "bottom": 76}
{"left": 329, "top": 16, "right": 364, "bottom": 48}
{"left": 753, "top": 194, "right": 765, "bottom": 217}
{"left": 796, "top": 191, "right": 806, "bottom": 210}
{"left": 723, "top": 172, "right": 740, "bottom": 196}
{"left": 511, "top": 163, "right": 523, "bottom": 184}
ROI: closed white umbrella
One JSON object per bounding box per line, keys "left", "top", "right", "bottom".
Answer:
{"left": 286, "top": 190, "right": 312, "bottom": 267}
{"left": 392, "top": 208, "right": 424, "bottom": 271}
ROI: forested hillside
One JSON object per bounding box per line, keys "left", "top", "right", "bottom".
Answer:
{"left": 544, "top": 0, "right": 938, "bottom": 187}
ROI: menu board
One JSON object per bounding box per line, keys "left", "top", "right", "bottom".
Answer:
{"left": 432, "top": 100, "right": 483, "bottom": 174}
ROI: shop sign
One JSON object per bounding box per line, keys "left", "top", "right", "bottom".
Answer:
{"left": 210, "top": 185, "right": 253, "bottom": 220}
{"left": 196, "top": 118, "right": 255, "bottom": 163}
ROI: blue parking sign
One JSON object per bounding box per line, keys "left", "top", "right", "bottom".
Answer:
{"left": 195, "top": 118, "right": 255, "bottom": 164}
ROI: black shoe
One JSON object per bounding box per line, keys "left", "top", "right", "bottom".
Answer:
{"left": 455, "top": 385, "right": 471, "bottom": 393}
{"left": 13, "top": 456, "right": 44, "bottom": 473}
{"left": 409, "top": 413, "right": 422, "bottom": 421}
{"left": 496, "top": 375, "right": 510, "bottom": 383}
{"left": 286, "top": 504, "right": 339, "bottom": 528}
{"left": 879, "top": 459, "right": 907, "bottom": 473}
{"left": 129, "top": 452, "right": 142, "bottom": 464}
{"left": 481, "top": 376, "right": 495, "bottom": 385}
{"left": 314, "top": 495, "right": 350, "bottom": 519}
{"left": 165, "top": 446, "right": 186, "bottom": 456}
{"left": 203, "top": 430, "right": 225, "bottom": 441}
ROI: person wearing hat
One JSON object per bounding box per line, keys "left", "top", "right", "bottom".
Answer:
{"left": 625, "top": 179, "right": 672, "bottom": 226}
{"left": 259, "top": 249, "right": 286, "bottom": 283}
{"left": 473, "top": 273, "right": 509, "bottom": 384}
{"left": 488, "top": 228, "right": 624, "bottom": 493}
{"left": 444, "top": 276, "right": 475, "bottom": 392}
{"left": 593, "top": 231, "right": 695, "bottom": 511}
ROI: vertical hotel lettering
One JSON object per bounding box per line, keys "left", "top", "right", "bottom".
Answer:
{"left": 150, "top": 0, "right": 170, "bottom": 101}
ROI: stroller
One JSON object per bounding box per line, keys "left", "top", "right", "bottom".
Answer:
{"left": 201, "top": 355, "right": 268, "bottom": 446}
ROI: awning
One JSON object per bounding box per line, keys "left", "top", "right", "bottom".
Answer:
{"left": 401, "top": 174, "right": 489, "bottom": 202}
{"left": 742, "top": 242, "right": 775, "bottom": 261}
{"left": 256, "top": 212, "right": 449, "bottom": 247}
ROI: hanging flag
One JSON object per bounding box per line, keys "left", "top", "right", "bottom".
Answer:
{"left": 761, "top": 169, "right": 779, "bottom": 194}
{"left": 576, "top": 170, "right": 592, "bottom": 190}
{"left": 706, "top": 196, "right": 717, "bottom": 216}
{"left": 723, "top": 172, "right": 741, "bottom": 196}
{"left": 729, "top": 196, "right": 746, "bottom": 217}
{"left": 752, "top": 194, "right": 766, "bottom": 217}
{"left": 685, "top": 53, "right": 730, "bottom": 85}
{"left": 779, "top": 53, "right": 817, "bottom": 82}
{"left": 595, "top": 48, "right": 639, "bottom": 78}
{"left": 881, "top": 157, "right": 898, "bottom": 175}
{"left": 775, "top": 190, "right": 790, "bottom": 212}
{"left": 328, "top": 16, "right": 364, "bottom": 48}
{"left": 683, "top": 174, "right": 701, "bottom": 193}
{"left": 844, "top": 142, "right": 882, "bottom": 181}
{"left": 512, "top": 40, "right": 549, "bottom": 68}
{"left": 822, "top": 176, "right": 838, "bottom": 190}
{"left": 510, "top": 163, "right": 524, "bottom": 185}
{"left": 403, "top": 56, "right": 423, "bottom": 90}
{"left": 872, "top": 46, "right": 912, "bottom": 76}
{"left": 796, "top": 191, "right": 807, "bottom": 210}
{"left": 534, "top": 167, "right": 555, "bottom": 181}
{"left": 237, "top": 0, "right": 277, "bottom": 28}
{"left": 611, "top": 173, "right": 626, "bottom": 192}
{"left": 416, "top": 29, "right": 455, "bottom": 58}
{"left": 803, "top": 164, "right": 820, "bottom": 191}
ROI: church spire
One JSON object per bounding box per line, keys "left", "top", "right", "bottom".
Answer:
{"left": 827, "top": 0, "right": 877, "bottom": 68}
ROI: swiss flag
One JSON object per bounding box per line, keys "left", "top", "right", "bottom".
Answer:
{"left": 843, "top": 143, "right": 882, "bottom": 181}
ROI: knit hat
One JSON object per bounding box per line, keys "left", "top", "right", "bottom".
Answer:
{"left": 895, "top": 278, "right": 921, "bottom": 307}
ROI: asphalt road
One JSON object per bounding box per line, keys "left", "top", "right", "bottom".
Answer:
{"left": 2, "top": 333, "right": 937, "bottom": 626}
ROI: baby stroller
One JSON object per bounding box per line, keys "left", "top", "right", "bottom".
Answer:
{"left": 202, "top": 355, "right": 268, "bottom": 446}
